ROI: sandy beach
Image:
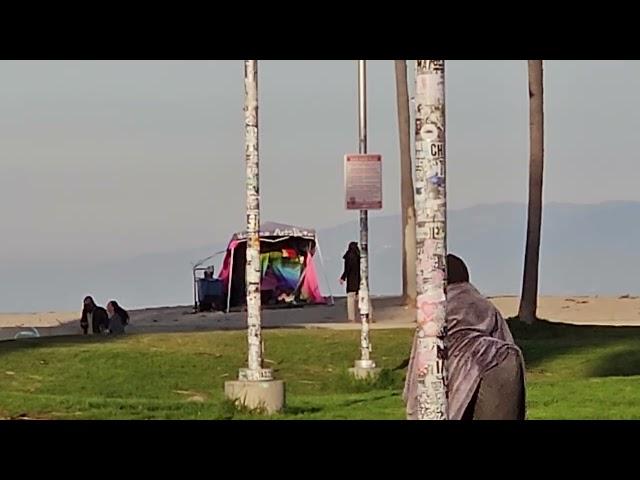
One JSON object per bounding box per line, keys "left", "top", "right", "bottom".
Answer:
{"left": 1, "top": 295, "right": 639, "bottom": 341}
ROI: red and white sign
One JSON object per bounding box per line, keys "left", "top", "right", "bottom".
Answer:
{"left": 344, "top": 154, "right": 382, "bottom": 210}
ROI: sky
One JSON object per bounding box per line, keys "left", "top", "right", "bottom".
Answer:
{"left": 1, "top": 60, "right": 640, "bottom": 268}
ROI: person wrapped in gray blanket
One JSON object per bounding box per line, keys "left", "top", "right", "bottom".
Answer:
{"left": 403, "top": 254, "right": 526, "bottom": 420}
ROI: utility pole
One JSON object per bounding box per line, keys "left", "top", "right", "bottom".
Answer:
{"left": 225, "top": 60, "right": 285, "bottom": 413}
{"left": 412, "top": 60, "right": 448, "bottom": 419}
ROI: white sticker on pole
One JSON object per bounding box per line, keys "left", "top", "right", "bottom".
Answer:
{"left": 416, "top": 73, "right": 444, "bottom": 105}
{"left": 344, "top": 154, "right": 383, "bottom": 210}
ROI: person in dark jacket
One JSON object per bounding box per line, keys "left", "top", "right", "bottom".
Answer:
{"left": 80, "top": 296, "right": 109, "bottom": 335}
{"left": 339, "top": 242, "right": 361, "bottom": 322}
{"left": 105, "top": 300, "right": 129, "bottom": 335}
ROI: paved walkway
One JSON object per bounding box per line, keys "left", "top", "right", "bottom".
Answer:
{"left": 3, "top": 295, "right": 640, "bottom": 341}
{"left": 0, "top": 297, "right": 415, "bottom": 341}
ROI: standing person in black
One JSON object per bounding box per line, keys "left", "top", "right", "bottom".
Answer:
{"left": 339, "top": 242, "right": 361, "bottom": 322}
{"left": 80, "top": 296, "right": 108, "bottom": 335}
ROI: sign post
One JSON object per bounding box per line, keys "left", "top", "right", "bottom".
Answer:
{"left": 346, "top": 60, "right": 382, "bottom": 380}
{"left": 345, "top": 154, "right": 383, "bottom": 210}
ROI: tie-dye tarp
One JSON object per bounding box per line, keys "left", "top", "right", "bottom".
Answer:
{"left": 217, "top": 230, "right": 326, "bottom": 307}
{"left": 260, "top": 251, "right": 301, "bottom": 292}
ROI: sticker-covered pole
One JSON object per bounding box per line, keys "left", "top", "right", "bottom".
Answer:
{"left": 240, "top": 60, "right": 271, "bottom": 382}
{"left": 412, "top": 60, "right": 448, "bottom": 419}
{"left": 224, "top": 60, "right": 284, "bottom": 415}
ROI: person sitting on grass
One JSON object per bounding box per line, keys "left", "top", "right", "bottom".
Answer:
{"left": 403, "top": 254, "right": 526, "bottom": 420}
{"left": 80, "top": 296, "right": 109, "bottom": 335}
{"left": 105, "top": 300, "right": 129, "bottom": 335}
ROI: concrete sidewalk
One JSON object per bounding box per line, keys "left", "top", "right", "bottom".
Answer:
{"left": 4, "top": 294, "right": 640, "bottom": 342}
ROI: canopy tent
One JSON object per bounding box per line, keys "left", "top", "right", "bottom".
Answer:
{"left": 216, "top": 222, "right": 333, "bottom": 312}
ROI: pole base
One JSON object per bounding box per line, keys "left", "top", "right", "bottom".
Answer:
{"left": 354, "top": 359, "right": 376, "bottom": 369}
{"left": 238, "top": 367, "right": 273, "bottom": 381}
{"left": 224, "top": 379, "right": 286, "bottom": 415}
{"left": 349, "top": 360, "right": 381, "bottom": 380}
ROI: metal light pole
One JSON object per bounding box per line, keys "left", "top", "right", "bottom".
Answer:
{"left": 225, "top": 60, "right": 284, "bottom": 413}
{"left": 412, "top": 60, "right": 448, "bottom": 419}
{"left": 354, "top": 59, "right": 376, "bottom": 373}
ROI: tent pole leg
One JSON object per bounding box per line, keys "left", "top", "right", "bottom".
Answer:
{"left": 193, "top": 268, "right": 198, "bottom": 311}
{"left": 315, "top": 238, "right": 335, "bottom": 306}
{"left": 226, "top": 247, "right": 235, "bottom": 314}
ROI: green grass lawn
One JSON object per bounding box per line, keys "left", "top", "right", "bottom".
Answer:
{"left": 0, "top": 319, "right": 639, "bottom": 419}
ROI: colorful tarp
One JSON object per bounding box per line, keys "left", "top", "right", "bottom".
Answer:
{"left": 217, "top": 222, "right": 326, "bottom": 308}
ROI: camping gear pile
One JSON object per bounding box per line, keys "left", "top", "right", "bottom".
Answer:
{"left": 195, "top": 267, "right": 224, "bottom": 312}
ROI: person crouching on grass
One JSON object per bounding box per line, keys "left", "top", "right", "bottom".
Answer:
{"left": 403, "top": 254, "right": 526, "bottom": 420}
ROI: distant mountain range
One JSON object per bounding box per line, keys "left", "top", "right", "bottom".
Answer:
{"left": 2, "top": 201, "right": 640, "bottom": 312}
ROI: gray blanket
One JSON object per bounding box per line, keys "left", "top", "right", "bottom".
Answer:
{"left": 403, "top": 282, "right": 525, "bottom": 420}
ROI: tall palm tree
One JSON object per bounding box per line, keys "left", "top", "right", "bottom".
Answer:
{"left": 394, "top": 60, "right": 417, "bottom": 305}
{"left": 518, "top": 60, "right": 545, "bottom": 324}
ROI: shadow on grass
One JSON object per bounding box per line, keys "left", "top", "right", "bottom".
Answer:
{"left": 589, "top": 347, "right": 640, "bottom": 377}
{"left": 338, "top": 392, "right": 398, "bottom": 408}
{"left": 0, "top": 334, "right": 127, "bottom": 356}
{"left": 333, "top": 368, "right": 404, "bottom": 394}
{"left": 217, "top": 399, "right": 324, "bottom": 419}
{"left": 284, "top": 406, "right": 324, "bottom": 415}
{"left": 506, "top": 318, "right": 640, "bottom": 371}
{"left": 390, "top": 318, "right": 640, "bottom": 376}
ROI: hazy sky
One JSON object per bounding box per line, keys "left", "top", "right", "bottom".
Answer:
{"left": 1, "top": 60, "right": 639, "bottom": 266}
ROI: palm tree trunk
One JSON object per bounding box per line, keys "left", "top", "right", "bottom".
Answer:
{"left": 518, "top": 60, "right": 545, "bottom": 325}
{"left": 395, "top": 60, "right": 417, "bottom": 306}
